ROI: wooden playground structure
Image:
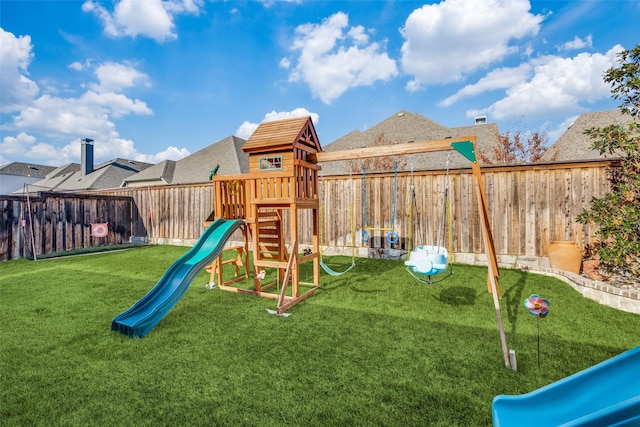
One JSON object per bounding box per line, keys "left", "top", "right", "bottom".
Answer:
{"left": 207, "top": 117, "right": 322, "bottom": 314}
{"left": 208, "top": 116, "right": 511, "bottom": 368}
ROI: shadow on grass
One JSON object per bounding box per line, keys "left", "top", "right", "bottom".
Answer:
{"left": 502, "top": 270, "right": 528, "bottom": 335}
{"left": 435, "top": 286, "right": 477, "bottom": 306}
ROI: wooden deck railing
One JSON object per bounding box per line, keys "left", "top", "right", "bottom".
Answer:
{"left": 213, "top": 176, "right": 248, "bottom": 220}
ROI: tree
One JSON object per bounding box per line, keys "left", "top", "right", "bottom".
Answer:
{"left": 576, "top": 44, "right": 640, "bottom": 279}
{"left": 480, "top": 129, "right": 552, "bottom": 164}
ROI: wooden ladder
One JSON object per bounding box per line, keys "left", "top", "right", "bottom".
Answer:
{"left": 250, "top": 209, "right": 287, "bottom": 291}
{"left": 255, "top": 210, "right": 287, "bottom": 264}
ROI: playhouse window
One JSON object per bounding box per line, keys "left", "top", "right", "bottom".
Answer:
{"left": 258, "top": 156, "right": 283, "bottom": 171}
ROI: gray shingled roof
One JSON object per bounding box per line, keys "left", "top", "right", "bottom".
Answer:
{"left": 0, "top": 162, "right": 56, "bottom": 178}
{"left": 24, "top": 164, "right": 81, "bottom": 191}
{"left": 542, "top": 109, "right": 635, "bottom": 162}
{"left": 28, "top": 159, "right": 152, "bottom": 192}
{"left": 171, "top": 136, "right": 248, "bottom": 184}
{"left": 120, "top": 160, "right": 176, "bottom": 187}
{"left": 319, "top": 110, "right": 501, "bottom": 175}
{"left": 122, "top": 135, "right": 248, "bottom": 187}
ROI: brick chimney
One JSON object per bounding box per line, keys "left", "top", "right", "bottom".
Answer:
{"left": 81, "top": 138, "right": 94, "bottom": 175}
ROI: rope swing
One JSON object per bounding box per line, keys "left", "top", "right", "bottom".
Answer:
{"left": 319, "top": 164, "right": 356, "bottom": 276}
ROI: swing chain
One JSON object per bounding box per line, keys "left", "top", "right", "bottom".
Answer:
{"left": 409, "top": 159, "right": 415, "bottom": 200}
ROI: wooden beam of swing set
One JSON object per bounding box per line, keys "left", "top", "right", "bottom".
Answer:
{"left": 309, "top": 136, "right": 471, "bottom": 163}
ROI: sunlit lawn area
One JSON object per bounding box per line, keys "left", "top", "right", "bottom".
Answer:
{"left": 1, "top": 245, "right": 639, "bottom": 426}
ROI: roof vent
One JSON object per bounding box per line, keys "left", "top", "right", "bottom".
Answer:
{"left": 474, "top": 116, "right": 487, "bottom": 125}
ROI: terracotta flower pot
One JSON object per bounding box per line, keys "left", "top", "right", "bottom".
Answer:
{"left": 582, "top": 259, "right": 605, "bottom": 281}
{"left": 547, "top": 241, "right": 582, "bottom": 274}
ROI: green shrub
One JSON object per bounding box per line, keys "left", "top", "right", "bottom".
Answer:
{"left": 577, "top": 44, "right": 640, "bottom": 278}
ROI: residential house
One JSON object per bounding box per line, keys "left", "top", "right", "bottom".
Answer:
{"left": 319, "top": 110, "right": 501, "bottom": 175}
{"left": 121, "top": 135, "right": 249, "bottom": 187}
{"left": 0, "top": 162, "right": 56, "bottom": 195}
{"left": 25, "top": 139, "right": 153, "bottom": 192}
{"left": 541, "top": 109, "right": 635, "bottom": 162}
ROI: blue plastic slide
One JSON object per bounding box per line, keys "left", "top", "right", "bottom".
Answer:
{"left": 111, "top": 218, "right": 243, "bottom": 338}
{"left": 492, "top": 346, "right": 640, "bottom": 426}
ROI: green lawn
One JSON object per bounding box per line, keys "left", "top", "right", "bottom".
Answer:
{"left": 1, "top": 245, "right": 638, "bottom": 426}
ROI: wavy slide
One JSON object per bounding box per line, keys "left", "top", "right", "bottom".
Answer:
{"left": 492, "top": 346, "right": 640, "bottom": 427}
{"left": 112, "top": 218, "right": 243, "bottom": 338}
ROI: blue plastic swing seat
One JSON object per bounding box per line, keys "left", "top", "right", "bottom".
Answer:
{"left": 405, "top": 245, "right": 449, "bottom": 276}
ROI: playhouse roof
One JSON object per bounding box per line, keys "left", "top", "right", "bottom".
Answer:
{"left": 242, "top": 116, "right": 321, "bottom": 154}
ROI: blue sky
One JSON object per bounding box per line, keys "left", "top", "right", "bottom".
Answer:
{"left": 1, "top": 0, "right": 638, "bottom": 167}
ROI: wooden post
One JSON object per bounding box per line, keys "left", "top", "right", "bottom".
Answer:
{"left": 470, "top": 162, "right": 501, "bottom": 297}
{"left": 290, "top": 205, "right": 299, "bottom": 298}
{"left": 249, "top": 180, "right": 261, "bottom": 291}
{"left": 471, "top": 161, "right": 510, "bottom": 369}
{"left": 313, "top": 205, "right": 320, "bottom": 287}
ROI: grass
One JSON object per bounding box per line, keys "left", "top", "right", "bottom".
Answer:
{"left": 1, "top": 245, "right": 639, "bottom": 426}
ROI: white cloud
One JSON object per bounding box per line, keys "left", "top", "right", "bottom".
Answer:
{"left": 68, "top": 62, "right": 84, "bottom": 72}
{"left": 5, "top": 57, "right": 152, "bottom": 144}
{"left": 235, "top": 121, "right": 259, "bottom": 141}
{"left": 235, "top": 108, "right": 320, "bottom": 139}
{"left": 400, "top": 0, "right": 543, "bottom": 89}
{"left": 82, "top": 91, "right": 153, "bottom": 118}
{"left": 164, "top": 0, "right": 204, "bottom": 15}
{"left": 82, "top": 0, "right": 203, "bottom": 42}
{"left": 0, "top": 132, "right": 36, "bottom": 158}
{"left": 440, "top": 63, "right": 532, "bottom": 106}
{"left": 279, "top": 57, "right": 291, "bottom": 69}
{"left": 102, "top": 138, "right": 187, "bottom": 164}
{"left": 90, "top": 61, "right": 151, "bottom": 93}
{"left": 12, "top": 85, "right": 153, "bottom": 138}
{"left": 0, "top": 28, "right": 39, "bottom": 113}
{"left": 82, "top": 1, "right": 123, "bottom": 39}
{"left": 283, "top": 12, "right": 397, "bottom": 104}
{"left": 0, "top": 133, "right": 83, "bottom": 166}
{"left": 0, "top": 132, "right": 189, "bottom": 166}
{"left": 467, "top": 45, "right": 622, "bottom": 120}
{"left": 139, "top": 146, "right": 191, "bottom": 163}
{"left": 0, "top": 36, "right": 177, "bottom": 166}
{"left": 258, "top": 0, "right": 302, "bottom": 8}
{"left": 558, "top": 35, "right": 593, "bottom": 51}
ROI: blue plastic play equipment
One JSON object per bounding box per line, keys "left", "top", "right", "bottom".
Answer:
{"left": 492, "top": 346, "right": 640, "bottom": 426}
{"left": 405, "top": 154, "right": 453, "bottom": 284}
{"left": 111, "top": 218, "right": 243, "bottom": 338}
{"left": 404, "top": 245, "right": 449, "bottom": 275}
{"left": 320, "top": 258, "right": 355, "bottom": 276}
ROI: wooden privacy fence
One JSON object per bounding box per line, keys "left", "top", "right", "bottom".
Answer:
{"left": 101, "top": 160, "right": 612, "bottom": 258}
{"left": 0, "top": 192, "right": 137, "bottom": 261}
{"left": 99, "top": 183, "right": 215, "bottom": 241}
{"left": 0, "top": 160, "right": 614, "bottom": 262}
{"left": 320, "top": 160, "right": 612, "bottom": 258}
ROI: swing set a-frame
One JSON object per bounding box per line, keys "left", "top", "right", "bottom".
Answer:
{"left": 210, "top": 116, "right": 511, "bottom": 369}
